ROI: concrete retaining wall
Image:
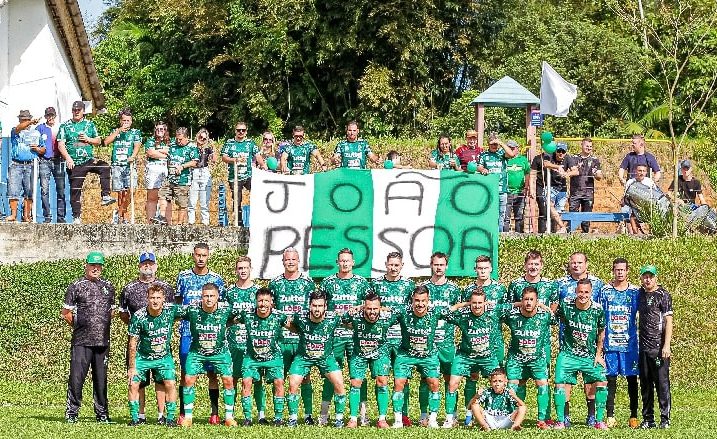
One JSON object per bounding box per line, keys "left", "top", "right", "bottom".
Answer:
{"left": 0, "top": 224, "right": 249, "bottom": 264}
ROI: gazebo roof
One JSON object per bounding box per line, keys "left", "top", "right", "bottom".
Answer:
{"left": 470, "top": 76, "right": 539, "bottom": 108}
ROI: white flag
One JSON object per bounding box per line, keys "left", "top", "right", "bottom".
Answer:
{"left": 540, "top": 61, "right": 577, "bottom": 117}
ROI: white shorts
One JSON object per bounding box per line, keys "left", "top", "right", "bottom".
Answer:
{"left": 485, "top": 413, "right": 514, "bottom": 430}
{"left": 145, "top": 162, "right": 168, "bottom": 189}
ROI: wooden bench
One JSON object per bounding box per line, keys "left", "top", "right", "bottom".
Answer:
{"left": 560, "top": 212, "right": 629, "bottom": 232}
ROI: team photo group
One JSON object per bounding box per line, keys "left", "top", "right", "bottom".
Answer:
{"left": 62, "top": 243, "right": 673, "bottom": 431}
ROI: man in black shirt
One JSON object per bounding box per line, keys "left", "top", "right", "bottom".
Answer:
{"left": 637, "top": 265, "right": 673, "bottom": 429}
{"left": 565, "top": 138, "right": 603, "bottom": 233}
{"left": 668, "top": 160, "right": 706, "bottom": 207}
{"left": 61, "top": 251, "right": 116, "bottom": 423}
{"left": 119, "top": 251, "right": 175, "bottom": 424}
{"left": 529, "top": 149, "right": 568, "bottom": 233}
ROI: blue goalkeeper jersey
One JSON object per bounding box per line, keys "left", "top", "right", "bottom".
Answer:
{"left": 599, "top": 283, "right": 639, "bottom": 353}
{"left": 175, "top": 268, "right": 225, "bottom": 336}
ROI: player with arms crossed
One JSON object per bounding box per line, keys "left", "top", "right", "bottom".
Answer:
{"left": 269, "top": 247, "right": 317, "bottom": 424}
{"left": 235, "top": 288, "right": 288, "bottom": 426}
{"left": 469, "top": 368, "right": 526, "bottom": 431}
{"left": 127, "top": 284, "right": 182, "bottom": 427}
{"left": 285, "top": 291, "right": 347, "bottom": 427}
{"left": 318, "top": 248, "right": 371, "bottom": 425}
{"left": 552, "top": 279, "right": 609, "bottom": 430}
{"left": 370, "top": 252, "right": 415, "bottom": 426}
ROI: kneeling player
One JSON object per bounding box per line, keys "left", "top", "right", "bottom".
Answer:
{"left": 127, "top": 285, "right": 182, "bottom": 427}
{"left": 180, "top": 283, "right": 240, "bottom": 427}
{"left": 236, "top": 288, "right": 287, "bottom": 426}
{"left": 469, "top": 368, "right": 526, "bottom": 431}
{"left": 285, "top": 291, "right": 347, "bottom": 427}
{"left": 444, "top": 289, "right": 500, "bottom": 428}
{"left": 553, "top": 279, "right": 609, "bottom": 430}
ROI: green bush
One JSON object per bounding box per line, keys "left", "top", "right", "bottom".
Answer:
{"left": 1, "top": 237, "right": 714, "bottom": 388}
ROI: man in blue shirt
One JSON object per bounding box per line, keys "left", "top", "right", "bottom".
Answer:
{"left": 9, "top": 110, "right": 44, "bottom": 222}
{"left": 36, "top": 107, "right": 67, "bottom": 223}
{"left": 175, "top": 242, "right": 226, "bottom": 425}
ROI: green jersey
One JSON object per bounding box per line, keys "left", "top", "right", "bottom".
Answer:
{"left": 167, "top": 140, "right": 199, "bottom": 186}
{"left": 237, "top": 310, "right": 288, "bottom": 362}
{"left": 334, "top": 139, "right": 372, "bottom": 169}
{"left": 128, "top": 303, "right": 182, "bottom": 360}
{"left": 508, "top": 277, "right": 558, "bottom": 307}
{"left": 222, "top": 138, "right": 259, "bottom": 181}
{"left": 479, "top": 149, "right": 508, "bottom": 193}
{"left": 463, "top": 281, "right": 508, "bottom": 349}
{"left": 182, "top": 302, "right": 238, "bottom": 356}
{"left": 284, "top": 142, "right": 317, "bottom": 175}
{"left": 57, "top": 118, "right": 99, "bottom": 165}
{"left": 320, "top": 274, "right": 371, "bottom": 340}
{"left": 226, "top": 284, "right": 259, "bottom": 349}
{"left": 501, "top": 306, "right": 553, "bottom": 363}
{"left": 430, "top": 149, "right": 458, "bottom": 169}
{"left": 556, "top": 299, "right": 605, "bottom": 358}
{"left": 421, "top": 279, "right": 461, "bottom": 347}
{"left": 445, "top": 308, "right": 496, "bottom": 359}
{"left": 370, "top": 276, "right": 414, "bottom": 342}
{"left": 341, "top": 310, "right": 398, "bottom": 359}
{"left": 269, "top": 273, "right": 315, "bottom": 344}
{"left": 476, "top": 388, "right": 520, "bottom": 417}
{"left": 110, "top": 129, "right": 142, "bottom": 166}
{"left": 144, "top": 138, "right": 170, "bottom": 164}
{"left": 506, "top": 155, "right": 530, "bottom": 194}
{"left": 396, "top": 307, "right": 447, "bottom": 358}
{"left": 291, "top": 311, "right": 342, "bottom": 360}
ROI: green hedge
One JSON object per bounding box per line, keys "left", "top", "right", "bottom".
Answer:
{"left": 1, "top": 236, "right": 713, "bottom": 388}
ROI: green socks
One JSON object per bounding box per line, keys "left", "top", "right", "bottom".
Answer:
{"left": 128, "top": 399, "right": 140, "bottom": 422}
{"left": 419, "top": 380, "right": 429, "bottom": 414}
{"left": 274, "top": 396, "right": 285, "bottom": 420}
{"left": 183, "top": 386, "right": 196, "bottom": 418}
{"left": 349, "top": 386, "right": 361, "bottom": 417}
{"left": 165, "top": 401, "right": 177, "bottom": 421}
{"left": 376, "top": 385, "right": 389, "bottom": 417}
{"left": 428, "top": 391, "right": 441, "bottom": 414}
{"left": 224, "top": 388, "right": 236, "bottom": 419}
{"left": 254, "top": 381, "right": 265, "bottom": 415}
{"left": 301, "top": 382, "right": 313, "bottom": 416}
{"left": 554, "top": 386, "right": 566, "bottom": 421}
{"left": 595, "top": 385, "right": 607, "bottom": 422}
{"left": 321, "top": 377, "right": 334, "bottom": 403}
{"left": 241, "top": 395, "right": 252, "bottom": 420}
{"left": 287, "top": 392, "right": 300, "bottom": 416}
{"left": 392, "top": 390, "right": 405, "bottom": 414}
{"left": 445, "top": 391, "right": 457, "bottom": 415}
{"left": 464, "top": 380, "right": 477, "bottom": 409}
{"left": 402, "top": 384, "right": 410, "bottom": 416}
{"left": 334, "top": 394, "right": 346, "bottom": 419}
{"left": 537, "top": 385, "right": 550, "bottom": 421}
{"left": 517, "top": 384, "right": 527, "bottom": 402}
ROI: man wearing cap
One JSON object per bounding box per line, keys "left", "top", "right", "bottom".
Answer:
{"left": 36, "top": 106, "right": 68, "bottom": 223}
{"left": 57, "top": 100, "right": 115, "bottom": 224}
{"left": 618, "top": 134, "right": 661, "bottom": 185}
{"left": 60, "top": 251, "right": 117, "bottom": 423}
{"left": 455, "top": 130, "right": 483, "bottom": 171}
{"left": 477, "top": 135, "right": 517, "bottom": 232}
{"left": 636, "top": 265, "right": 673, "bottom": 429}
{"left": 668, "top": 160, "right": 707, "bottom": 208}
{"left": 564, "top": 138, "right": 603, "bottom": 233}
{"left": 505, "top": 141, "right": 530, "bottom": 232}
{"left": 8, "top": 110, "right": 44, "bottom": 222}
{"left": 119, "top": 252, "right": 175, "bottom": 424}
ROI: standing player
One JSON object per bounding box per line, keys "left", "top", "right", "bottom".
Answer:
{"left": 119, "top": 252, "right": 175, "bottom": 424}
{"left": 500, "top": 286, "right": 553, "bottom": 430}
{"left": 269, "top": 247, "right": 316, "bottom": 424}
{"left": 552, "top": 279, "right": 608, "bottom": 430}
{"left": 391, "top": 285, "right": 461, "bottom": 428}
{"left": 462, "top": 255, "right": 507, "bottom": 425}
{"left": 236, "top": 288, "right": 288, "bottom": 426}
{"left": 318, "top": 248, "right": 371, "bottom": 426}
{"left": 600, "top": 258, "right": 640, "bottom": 429}
{"left": 555, "top": 252, "right": 604, "bottom": 426}
{"left": 127, "top": 284, "right": 182, "bottom": 427}
{"left": 370, "top": 252, "right": 415, "bottom": 426}
{"left": 175, "top": 243, "right": 226, "bottom": 425}
{"left": 285, "top": 291, "right": 347, "bottom": 427}
{"left": 419, "top": 252, "right": 461, "bottom": 426}
{"left": 333, "top": 121, "right": 380, "bottom": 169}
{"left": 341, "top": 293, "right": 398, "bottom": 428}
{"left": 225, "top": 257, "right": 267, "bottom": 424}
{"left": 179, "top": 283, "right": 239, "bottom": 427}
{"left": 444, "top": 290, "right": 500, "bottom": 428}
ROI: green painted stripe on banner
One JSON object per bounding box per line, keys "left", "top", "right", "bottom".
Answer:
{"left": 432, "top": 170, "right": 500, "bottom": 278}
{"left": 309, "top": 169, "right": 374, "bottom": 278}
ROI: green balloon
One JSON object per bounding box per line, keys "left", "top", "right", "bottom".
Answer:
{"left": 543, "top": 141, "right": 557, "bottom": 154}
{"left": 384, "top": 159, "right": 394, "bottom": 169}
{"left": 540, "top": 131, "right": 554, "bottom": 145}
{"left": 266, "top": 156, "right": 278, "bottom": 170}
{"left": 466, "top": 161, "right": 478, "bottom": 173}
